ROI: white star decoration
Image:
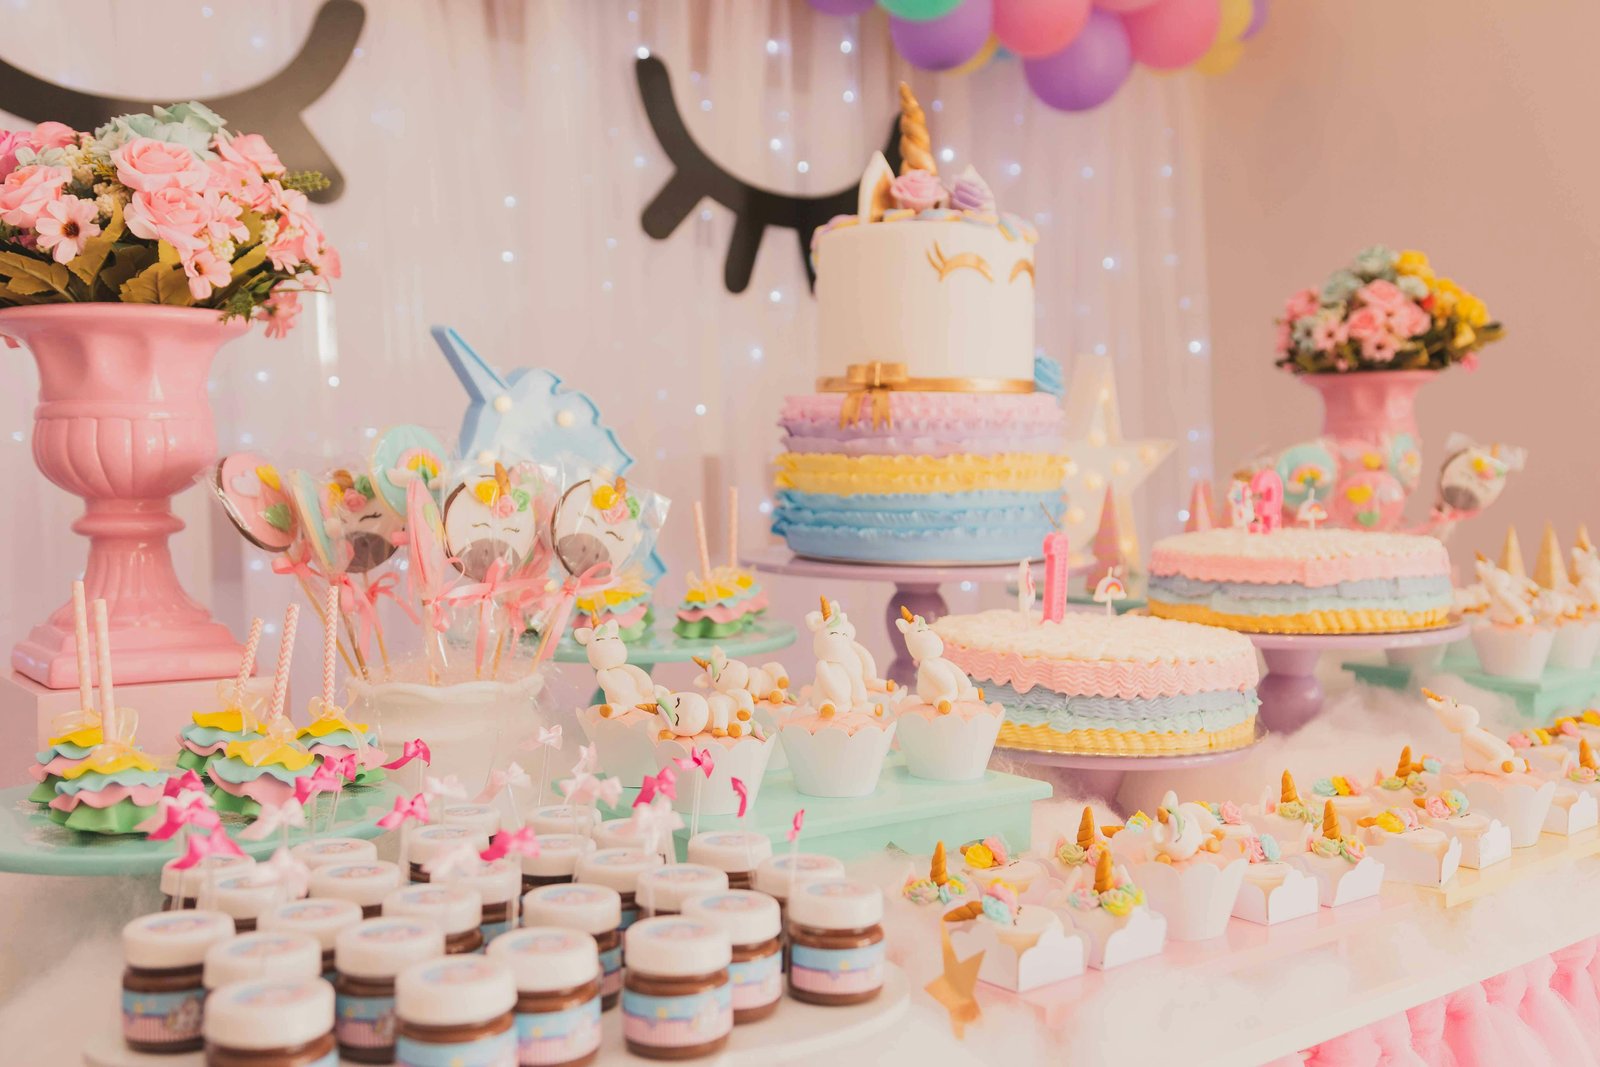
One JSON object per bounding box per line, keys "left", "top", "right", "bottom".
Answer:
{"left": 1059, "top": 355, "right": 1173, "bottom": 568}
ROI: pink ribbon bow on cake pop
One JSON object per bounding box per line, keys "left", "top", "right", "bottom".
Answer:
{"left": 383, "top": 739, "right": 431, "bottom": 771}
{"left": 630, "top": 795, "right": 684, "bottom": 856}
{"left": 376, "top": 792, "right": 430, "bottom": 830}
{"left": 424, "top": 775, "right": 468, "bottom": 802}
{"left": 635, "top": 767, "right": 678, "bottom": 807}
{"left": 480, "top": 827, "right": 539, "bottom": 862}
{"left": 731, "top": 777, "right": 749, "bottom": 818}
{"left": 170, "top": 828, "right": 246, "bottom": 870}
{"left": 136, "top": 791, "right": 220, "bottom": 840}
{"left": 476, "top": 763, "right": 530, "bottom": 803}
{"left": 164, "top": 770, "right": 207, "bottom": 799}
{"left": 522, "top": 725, "right": 563, "bottom": 752}
{"left": 532, "top": 561, "right": 615, "bottom": 668}
{"left": 673, "top": 747, "right": 714, "bottom": 778}
{"left": 238, "top": 798, "right": 307, "bottom": 841}
{"left": 788, "top": 809, "right": 806, "bottom": 844}
{"left": 560, "top": 773, "right": 623, "bottom": 809}
{"left": 571, "top": 744, "right": 599, "bottom": 778}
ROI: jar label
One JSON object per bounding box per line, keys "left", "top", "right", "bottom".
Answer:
{"left": 619, "top": 904, "right": 640, "bottom": 931}
{"left": 621, "top": 984, "right": 732, "bottom": 1048}
{"left": 481, "top": 918, "right": 514, "bottom": 943}
{"left": 729, "top": 950, "right": 783, "bottom": 1010}
{"left": 336, "top": 991, "right": 396, "bottom": 1050}
{"left": 790, "top": 941, "right": 885, "bottom": 996}
{"left": 396, "top": 1027, "right": 516, "bottom": 1067}
{"left": 121, "top": 987, "right": 204, "bottom": 1047}
{"left": 514, "top": 997, "right": 601, "bottom": 1065}
{"left": 599, "top": 945, "right": 623, "bottom": 997}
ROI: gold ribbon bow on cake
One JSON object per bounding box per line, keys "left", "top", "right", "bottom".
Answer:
{"left": 230, "top": 715, "right": 306, "bottom": 768}
{"left": 817, "top": 361, "right": 1034, "bottom": 429}
{"left": 73, "top": 709, "right": 156, "bottom": 776}
{"left": 49, "top": 705, "right": 103, "bottom": 748}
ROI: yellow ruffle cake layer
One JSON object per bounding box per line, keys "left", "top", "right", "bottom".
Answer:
{"left": 775, "top": 452, "right": 1068, "bottom": 496}
{"left": 1147, "top": 601, "right": 1453, "bottom": 635}
{"left": 996, "top": 715, "right": 1258, "bottom": 756}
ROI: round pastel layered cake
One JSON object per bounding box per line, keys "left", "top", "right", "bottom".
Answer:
{"left": 933, "top": 609, "right": 1259, "bottom": 756}
{"left": 772, "top": 392, "right": 1067, "bottom": 565}
{"left": 1148, "top": 527, "right": 1453, "bottom": 634}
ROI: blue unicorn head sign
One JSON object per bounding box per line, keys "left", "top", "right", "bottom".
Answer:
{"left": 431, "top": 326, "right": 666, "bottom": 583}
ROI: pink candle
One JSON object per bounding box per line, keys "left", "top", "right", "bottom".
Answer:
{"left": 1249, "top": 469, "right": 1285, "bottom": 533}
{"left": 1042, "top": 531, "right": 1070, "bottom": 623}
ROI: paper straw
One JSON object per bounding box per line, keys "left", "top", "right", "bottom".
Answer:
{"left": 727, "top": 487, "right": 738, "bottom": 569}
{"left": 323, "top": 584, "right": 338, "bottom": 706}
{"left": 92, "top": 599, "right": 115, "bottom": 742}
{"left": 270, "top": 603, "right": 300, "bottom": 720}
{"left": 234, "top": 618, "right": 264, "bottom": 704}
{"left": 693, "top": 501, "right": 712, "bottom": 583}
{"left": 72, "top": 580, "right": 92, "bottom": 713}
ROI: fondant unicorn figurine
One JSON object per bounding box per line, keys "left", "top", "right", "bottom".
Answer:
{"left": 894, "top": 607, "right": 979, "bottom": 713}
{"left": 1151, "top": 790, "right": 1222, "bottom": 860}
{"left": 805, "top": 597, "right": 869, "bottom": 717}
{"left": 575, "top": 621, "right": 655, "bottom": 715}
{"left": 1424, "top": 688, "right": 1529, "bottom": 776}
{"left": 1475, "top": 553, "right": 1534, "bottom": 626}
{"left": 637, "top": 690, "right": 712, "bottom": 740}
{"left": 692, "top": 647, "right": 789, "bottom": 707}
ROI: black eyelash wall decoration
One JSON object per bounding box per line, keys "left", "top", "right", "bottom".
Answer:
{"left": 635, "top": 55, "right": 902, "bottom": 295}
{"left": 0, "top": 0, "right": 364, "bottom": 203}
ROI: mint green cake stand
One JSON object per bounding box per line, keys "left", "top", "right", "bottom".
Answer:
{"left": 1346, "top": 652, "right": 1600, "bottom": 721}
{"left": 551, "top": 619, "right": 797, "bottom": 704}
{"left": 0, "top": 781, "right": 400, "bottom": 876}
{"left": 593, "top": 756, "right": 1051, "bottom": 863}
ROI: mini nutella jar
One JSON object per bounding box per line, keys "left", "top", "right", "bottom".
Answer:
{"left": 383, "top": 884, "right": 485, "bottom": 955}
{"left": 521, "top": 883, "right": 624, "bottom": 1011}
{"left": 489, "top": 928, "right": 603, "bottom": 1067}
{"left": 442, "top": 858, "right": 522, "bottom": 941}
{"left": 160, "top": 854, "right": 255, "bottom": 910}
{"left": 636, "top": 864, "right": 728, "bottom": 918}
{"left": 394, "top": 957, "right": 517, "bottom": 1066}
{"left": 291, "top": 837, "right": 378, "bottom": 870}
{"left": 309, "top": 861, "right": 403, "bottom": 918}
{"left": 121, "top": 910, "right": 235, "bottom": 1053}
{"left": 688, "top": 831, "right": 773, "bottom": 889}
{"left": 203, "top": 976, "right": 336, "bottom": 1066}
{"left": 204, "top": 932, "right": 322, "bottom": 991}
{"left": 591, "top": 818, "right": 670, "bottom": 860}
{"left": 521, "top": 833, "right": 595, "bottom": 892}
{"left": 574, "top": 848, "right": 663, "bottom": 933}
{"left": 438, "top": 802, "right": 501, "bottom": 838}
{"left": 785, "top": 880, "right": 885, "bottom": 1006}
{"left": 259, "top": 898, "right": 363, "bottom": 977}
{"left": 209, "top": 870, "right": 287, "bottom": 933}
{"left": 682, "top": 891, "right": 782, "bottom": 1023}
{"left": 753, "top": 852, "right": 845, "bottom": 922}
{"left": 407, "top": 825, "right": 490, "bottom": 884}
{"left": 333, "top": 917, "right": 446, "bottom": 1064}
{"left": 621, "top": 917, "right": 733, "bottom": 1060}
{"left": 529, "top": 804, "right": 603, "bottom": 836}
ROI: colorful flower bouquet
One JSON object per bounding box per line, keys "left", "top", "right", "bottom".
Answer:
{"left": 0, "top": 102, "right": 336, "bottom": 337}
{"left": 1275, "top": 246, "right": 1503, "bottom": 374}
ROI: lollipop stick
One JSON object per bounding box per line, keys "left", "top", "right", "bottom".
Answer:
{"left": 270, "top": 604, "right": 300, "bottom": 721}
{"left": 691, "top": 774, "right": 704, "bottom": 839}
{"left": 72, "top": 581, "right": 93, "bottom": 713}
{"left": 92, "top": 599, "right": 115, "bottom": 742}
{"left": 235, "top": 617, "right": 265, "bottom": 707}
{"left": 322, "top": 585, "right": 339, "bottom": 706}
{"left": 292, "top": 572, "right": 356, "bottom": 675}
{"left": 693, "top": 501, "right": 712, "bottom": 583}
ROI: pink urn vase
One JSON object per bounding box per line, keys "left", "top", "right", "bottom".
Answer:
{"left": 1301, "top": 369, "right": 1436, "bottom": 530}
{"left": 2, "top": 304, "right": 247, "bottom": 689}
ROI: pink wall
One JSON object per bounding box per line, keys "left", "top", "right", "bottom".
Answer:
{"left": 1198, "top": 0, "right": 1600, "bottom": 568}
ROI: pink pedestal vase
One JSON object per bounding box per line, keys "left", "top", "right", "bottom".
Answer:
{"left": 1302, "top": 370, "right": 1436, "bottom": 531}
{"left": 2, "top": 304, "right": 247, "bottom": 689}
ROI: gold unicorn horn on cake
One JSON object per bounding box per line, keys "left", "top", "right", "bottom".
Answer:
{"left": 901, "top": 605, "right": 916, "bottom": 623}
{"left": 819, "top": 595, "right": 832, "bottom": 621}
{"left": 1583, "top": 739, "right": 1597, "bottom": 772}
{"left": 1321, "top": 800, "right": 1341, "bottom": 841}
{"left": 1281, "top": 771, "right": 1300, "bottom": 805}
{"left": 930, "top": 841, "right": 948, "bottom": 886}
{"left": 1078, "top": 807, "right": 1098, "bottom": 850}
{"left": 898, "top": 82, "right": 936, "bottom": 177}
{"left": 1396, "top": 745, "right": 1414, "bottom": 777}
{"left": 943, "top": 900, "right": 984, "bottom": 922}
{"left": 1093, "top": 849, "right": 1115, "bottom": 894}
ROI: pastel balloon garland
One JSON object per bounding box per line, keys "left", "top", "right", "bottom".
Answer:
{"left": 806, "top": 0, "right": 1267, "bottom": 111}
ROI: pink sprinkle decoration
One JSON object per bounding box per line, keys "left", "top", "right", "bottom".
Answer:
{"left": 731, "top": 777, "right": 748, "bottom": 819}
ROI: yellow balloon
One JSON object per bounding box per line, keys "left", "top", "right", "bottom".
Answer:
{"left": 1194, "top": 39, "right": 1244, "bottom": 76}
{"left": 949, "top": 34, "right": 999, "bottom": 77}
{"left": 1218, "top": 0, "right": 1253, "bottom": 43}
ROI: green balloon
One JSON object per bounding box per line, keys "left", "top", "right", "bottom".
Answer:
{"left": 879, "top": 0, "right": 966, "bottom": 21}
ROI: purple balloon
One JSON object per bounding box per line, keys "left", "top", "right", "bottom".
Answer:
{"left": 807, "top": 0, "right": 876, "bottom": 14}
{"left": 1239, "top": 0, "right": 1269, "bottom": 41}
{"left": 890, "top": 0, "right": 994, "bottom": 71}
{"left": 1022, "top": 9, "right": 1131, "bottom": 111}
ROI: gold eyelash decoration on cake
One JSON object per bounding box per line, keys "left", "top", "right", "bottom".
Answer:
{"left": 1009, "top": 259, "right": 1035, "bottom": 284}
{"left": 926, "top": 241, "right": 992, "bottom": 282}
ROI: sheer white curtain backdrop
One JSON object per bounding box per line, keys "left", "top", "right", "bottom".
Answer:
{"left": 0, "top": 0, "right": 1214, "bottom": 694}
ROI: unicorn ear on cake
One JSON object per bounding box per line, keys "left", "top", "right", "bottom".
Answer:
{"left": 853, "top": 83, "right": 998, "bottom": 224}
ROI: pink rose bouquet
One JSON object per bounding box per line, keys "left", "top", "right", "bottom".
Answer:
{"left": 1274, "top": 246, "right": 1503, "bottom": 374}
{"left": 0, "top": 102, "right": 336, "bottom": 338}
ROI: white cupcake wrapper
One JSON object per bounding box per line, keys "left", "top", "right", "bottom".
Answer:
{"left": 1548, "top": 621, "right": 1600, "bottom": 670}
{"left": 894, "top": 710, "right": 1002, "bottom": 781}
{"left": 651, "top": 736, "right": 774, "bottom": 816}
{"left": 1470, "top": 626, "right": 1555, "bottom": 680}
{"left": 1444, "top": 772, "right": 1557, "bottom": 848}
{"left": 576, "top": 706, "right": 661, "bottom": 789}
{"left": 1127, "top": 857, "right": 1247, "bottom": 942}
{"left": 778, "top": 721, "right": 896, "bottom": 798}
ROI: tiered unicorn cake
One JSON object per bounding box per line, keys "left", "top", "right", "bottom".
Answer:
{"left": 771, "top": 83, "right": 1067, "bottom": 564}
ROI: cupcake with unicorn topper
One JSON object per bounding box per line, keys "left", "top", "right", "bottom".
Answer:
{"left": 1051, "top": 807, "right": 1110, "bottom": 875}
{"left": 644, "top": 687, "right": 776, "bottom": 818}
{"left": 1408, "top": 789, "right": 1511, "bottom": 870}
{"left": 1469, "top": 551, "right": 1554, "bottom": 679}
{"left": 1353, "top": 804, "right": 1461, "bottom": 888}
{"left": 1104, "top": 789, "right": 1247, "bottom": 941}
{"left": 1242, "top": 771, "right": 1320, "bottom": 854}
{"left": 1529, "top": 524, "right": 1600, "bottom": 669}
{"left": 1426, "top": 688, "right": 1555, "bottom": 847}
{"left": 46, "top": 596, "right": 172, "bottom": 834}
{"left": 1310, "top": 772, "right": 1375, "bottom": 837}
{"left": 573, "top": 620, "right": 663, "bottom": 788}
{"left": 1289, "top": 801, "right": 1385, "bottom": 906}
{"left": 1056, "top": 851, "right": 1166, "bottom": 970}
{"left": 691, "top": 645, "right": 794, "bottom": 768}
{"left": 892, "top": 607, "right": 1004, "bottom": 781}
{"left": 176, "top": 618, "right": 268, "bottom": 779}
{"left": 901, "top": 841, "right": 970, "bottom": 906}
{"left": 1232, "top": 831, "right": 1319, "bottom": 926}
{"left": 1371, "top": 745, "right": 1443, "bottom": 802}
{"left": 1506, "top": 724, "right": 1575, "bottom": 779}
{"left": 30, "top": 582, "right": 112, "bottom": 806}
{"left": 209, "top": 602, "right": 324, "bottom": 817}
{"left": 674, "top": 491, "right": 769, "bottom": 639}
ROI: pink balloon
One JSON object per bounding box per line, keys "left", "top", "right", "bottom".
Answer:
{"left": 1123, "top": 0, "right": 1222, "bottom": 70}
{"left": 994, "top": 0, "right": 1091, "bottom": 58}
{"left": 1093, "top": 0, "right": 1161, "bottom": 12}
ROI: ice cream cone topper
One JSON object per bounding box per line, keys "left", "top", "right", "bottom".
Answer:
{"left": 1577, "top": 525, "right": 1594, "bottom": 554}
{"left": 1321, "top": 800, "right": 1341, "bottom": 841}
{"left": 898, "top": 82, "right": 935, "bottom": 177}
{"left": 1500, "top": 526, "right": 1526, "bottom": 581}
{"left": 1093, "top": 849, "right": 1114, "bottom": 894}
{"left": 1078, "top": 806, "right": 1099, "bottom": 850}
{"left": 1281, "top": 770, "right": 1300, "bottom": 806}
{"left": 1535, "top": 523, "right": 1570, "bottom": 591}
{"left": 930, "top": 841, "right": 948, "bottom": 886}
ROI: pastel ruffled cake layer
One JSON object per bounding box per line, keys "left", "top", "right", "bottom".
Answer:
{"left": 177, "top": 708, "right": 264, "bottom": 775}
{"left": 299, "top": 716, "right": 388, "bottom": 787}
{"left": 29, "top": 730, "right": 99, "bottom": 805}
{"left": 209, "top": 741, "right": 317, "bottom": 816}
{"left": 1148, "top": 528, "right": 1454, "bottom": 634}
{"left": 50, "top": 750, "right": 167, "bottom": 835}
{"left": 674, "top": 569, "right": 768, "bottom": 639}
{"left": 780, "top": 393, "right": 1065, "bottom": 457}
{"left": 578, "top": 583, "right": 656, "bottom": 642}
{"left": 934, "top": 609, "right": 1260, "bottom": 756}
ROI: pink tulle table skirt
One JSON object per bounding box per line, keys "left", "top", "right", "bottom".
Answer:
{"left": 1266, "top": 936, "right": 1600, "bottom": 1067}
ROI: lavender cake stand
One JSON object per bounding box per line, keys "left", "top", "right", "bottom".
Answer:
{"left": 746, "top": 547, "right": 1088, "bottom": 689}
{"left": 991, "top": 744, "right": 1258, "bottom": 810}
{"left": 1249, "top": 623, "right": 1469, "bottom": 734}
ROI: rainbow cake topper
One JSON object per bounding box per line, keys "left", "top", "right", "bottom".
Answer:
{"left": 371, "top": 424, "right": 448, "bottom": 516}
